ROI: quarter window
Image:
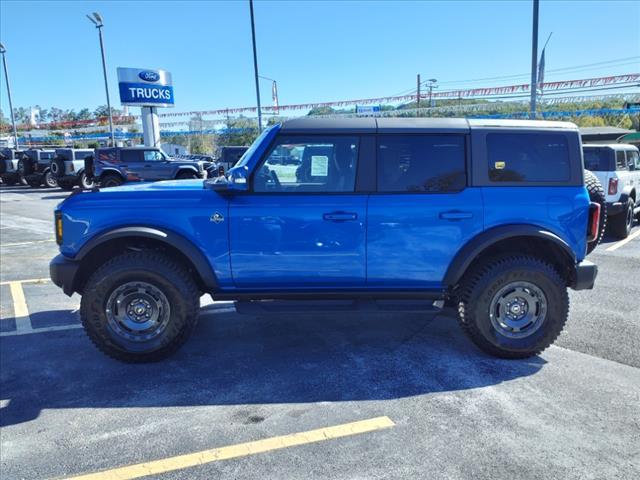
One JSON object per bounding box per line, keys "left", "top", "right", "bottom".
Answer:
{"left": 487, "top": 133, "right": 570, "bottom": 182}
{"left": 377, "top": 135, "right": 466, "bottom": 192}
{"left": 615, "top": 151, "right": 627, "bottom": 170}
{"left": 254, "top": 136, "right": 359, "bottom": 193}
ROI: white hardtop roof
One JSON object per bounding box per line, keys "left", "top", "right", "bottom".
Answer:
{"left": 467, "top": 119, "right": 579, "bottom": 130}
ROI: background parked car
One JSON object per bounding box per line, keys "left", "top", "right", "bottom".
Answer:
{"left": 583, "top": 143, "right": 640, "bottom": 238}
{"left": 20, "top": 149, "right": 58, "bottom": 188}
{"left": 49, "top": 148, "right": 95, "bottom": 190}
{"left": 205, "top": 146, "right": 249, "bottom": 177}
{"left": 0, "top": 148, "right": 27, "bottom": 186}
{"left": 87, "top": 147, "right": 209, "bottom": 188}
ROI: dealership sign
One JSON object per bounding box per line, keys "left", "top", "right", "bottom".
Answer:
{"left": 117, "top": 67, "right": 174, "bottom": 107}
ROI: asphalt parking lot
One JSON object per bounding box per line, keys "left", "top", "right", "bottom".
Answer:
{"left": 1, "top": 185, "right": 639, "bottom": 480}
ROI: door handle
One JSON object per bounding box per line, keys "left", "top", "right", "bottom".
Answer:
{"left": 439, "top": 210, "right": 473, "bottom": 220}
{"left": 323, "top": 212, "right": 358, "bottom": 222}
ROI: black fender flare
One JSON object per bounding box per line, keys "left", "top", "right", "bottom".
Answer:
{"left": 75, "top": 226, "right": 218, "bottom": 290}
{"left": 176, "top": 166, "right": 200, "bottom": 175}
{"left": 619, "top": 186, "right": 636, "bottom": 205}
{"left": 443, "top": 224, "right": 576, "bottom": 287}
{"left": 98, "top": 168, "right": 126, "bottom": 181}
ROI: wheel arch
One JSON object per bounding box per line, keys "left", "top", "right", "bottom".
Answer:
{"left": 444, "top": 225, "right": 577, "bottom": 289}
{"left": 98, "top": 168, "right": 126, "bottom": 181}
{"left": 72, "top": 226, "right": 218, "bottom": 294}
{"left": 175, "top": 166, "right": 199, "bottom": 176}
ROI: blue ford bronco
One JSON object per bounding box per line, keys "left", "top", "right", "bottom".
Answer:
{"left": 50, "top": 118, "right": 600, "bottom": 363}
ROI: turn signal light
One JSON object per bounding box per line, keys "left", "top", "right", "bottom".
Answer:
{"left": 608, "top": 177, "right": 618, "bottom": 195}
{"left": 587, "top": 202, "right": 601, "bottom": 242}
{"left": 55, "top": 211, "right": 63, "bottom": 245}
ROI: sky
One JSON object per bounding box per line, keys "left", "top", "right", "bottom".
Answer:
{"left": 0, "top": 0, "right": 639, "bottom": 116}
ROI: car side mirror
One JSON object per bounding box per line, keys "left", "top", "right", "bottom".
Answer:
{"left": 205, "top": 165, "right": 249, "bottom": 195}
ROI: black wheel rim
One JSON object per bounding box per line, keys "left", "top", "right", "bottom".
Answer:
{"left": 489, "top": 281, "right": 547, "bottom": 339}
{"left": 105, "top": 281, "right": 171, "bottom": 342}
{"left": 45, "top": 173, "right": 57, "bottom": 187}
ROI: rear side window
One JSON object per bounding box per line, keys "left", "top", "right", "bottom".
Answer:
{"left": 120, "top": 150, "right": 144, "bottom": 163}
{"left": 487, "top": 133, "right": 570, "bottom": 182}
{"left": 377, "top": 135, "right": 466, "bottom": 192}
{"left": 583, "top": 148, "right": 611, "bottom": 171}
{"left": 616, "top": 151, "right": 627, "bottom": 170}
{"left": 628, "top": 150, "right": 640, "bottom": 169}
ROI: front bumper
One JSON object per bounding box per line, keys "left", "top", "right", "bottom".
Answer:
{"left": 50, "top": 254, "right": 80, "bottom": 296}
{"left": 572, "top": 260, "right": 598, "bottom": 291}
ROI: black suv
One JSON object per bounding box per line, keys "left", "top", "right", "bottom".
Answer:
{"left": 87, "top": 147, "right": 209, "bottom": 187}
{"left": 20, "top": 149, "right": 58, "bottom": 188}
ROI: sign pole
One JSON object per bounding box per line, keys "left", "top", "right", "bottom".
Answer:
{"left": 529, "top": 0, "right": 540, "bottom": 119}
{"left": 0, "top": 44, "right": 19, "bottom": 149}
{"left": 249, "top": 0, "right": 263, "bottom": 131}
{"left": 96, "top": 25, "right": 115, "bottom": 146}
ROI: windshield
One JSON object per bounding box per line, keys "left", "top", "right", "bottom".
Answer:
{"left": 234, "top": 125, "right": 277, "bottom": 168}
{"left": 583, "top": 148, "right": 611, "bottom": 171}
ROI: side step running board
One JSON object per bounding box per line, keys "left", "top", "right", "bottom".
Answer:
{"left": 235, "top": 299, "right": 445, "bottom": 315}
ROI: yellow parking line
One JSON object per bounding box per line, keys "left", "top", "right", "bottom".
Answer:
{"left": 0, "top": 277, "right": 49, "bottom": 286}
{"left": 64, "top": 416, "right": 395, "bottom": 480}
{"left": 8, "top": 282, "right": 33, "bottom": 333}
{"left": 606, "top": 228, "right": 640, "bottom": 252}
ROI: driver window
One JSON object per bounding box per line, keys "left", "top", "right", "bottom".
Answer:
{"left": 254, "top": 136, "right": 359, "bottom": 193}
{"left": 144, "top": 150, "right": 164, "bottom": 162}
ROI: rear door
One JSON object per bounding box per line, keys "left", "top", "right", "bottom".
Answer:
{"left": 142, "top": 150, "right": 170, "bottom": 180}
{"left": 119, "top": 149, "right": 145, "bottom": 181}
{"left": 228, "top": 134, "right": 367, "bottom": 288}
{"left": 367, "top": 134, "right": 483, "bottom": 288}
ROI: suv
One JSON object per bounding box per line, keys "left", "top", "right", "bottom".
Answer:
{"left": 50, "top": 148, "right": 95, "bottom": 190}
{"left": 583, "top": 144, "right": 640, "bottom": 238}
{"left": 50, "top": 118, "right": 599, "bottom": 363}
{"left": 86, "top": 147, "right": 208, "bottom": 188}
{"left": 0, "top": 148, "right": 26, "bottom": 186}
{"left": 20, "top": 149, "right": 58, "bottom": 188}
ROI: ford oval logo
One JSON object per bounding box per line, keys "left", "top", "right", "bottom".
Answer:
{"left": 138, "top": 70, "right": 160, "bottom": 82}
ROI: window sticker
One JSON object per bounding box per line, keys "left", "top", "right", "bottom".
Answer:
{"left": 311, "top": 155, "right": 329, "bottom": 176}
{"left": 494, "top": 161, "right": 506, "bottom": 170}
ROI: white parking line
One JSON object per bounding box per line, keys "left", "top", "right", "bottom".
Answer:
{"left": 1, "top": 239, "right": 55, "bottom": 247}
{"left": 606, "top": 228, "right": 640, "bottom": 252}
{"left": 8, "top": 282, "right": 33, "bottom": 334}
{"left": 0, "top": 324, "right": 83, "bottom": 337}
{"left": 0, "top": 278, "right": 49, "bottom": 286}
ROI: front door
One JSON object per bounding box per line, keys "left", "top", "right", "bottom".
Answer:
{"left": 229, "top": 134, "right": 366, "bottom": 289}
{"left": 119, "top": 149, "right": 146, "bottom": 181}
{"left": 367, "top": 134, "right": 483, "bottom": 288}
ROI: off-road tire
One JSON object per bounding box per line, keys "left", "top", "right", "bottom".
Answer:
{"left": 18, "top": 159, "right": 36, "bottom": 176}
{"left": 50, "top": 158, "right": 65, "bottom": 178}
{"left": 100, "top": 173, "right": 124, "bottom": 188}
{"left": 609, "top": 198, "right": 634, "bottom": 239}
{"left": 44, "top": 171, "right": 58, "bottom": 188}
{"left": 80, "top": 251, "right": 200, "bottom": 363}
{"left": 457, "top": 255, "right": 569, "bottom": 359}
{"left": 57, "top": 179, "right": 76, "bottom": 191}
{"left": 584, "top": 170, "right": 607, "bottom": 255}
{"left": 176, "top": 170, "right": 198, "bottom": 180}
{"left": 79, "top": 172, "right": 94, "bottom": 189}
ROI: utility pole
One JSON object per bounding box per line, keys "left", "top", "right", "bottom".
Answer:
{"left": 529, "top": 0, "right": 540, "bottom": 119}
{"left": 87, "top": 12, "right": 115, "bottom": 146}
{"left": 0, "top": 43, "right": 19, "bottom": 149}
{"left": 249, "top": 0, "right": 262, "bottom": 131}
{"left": 416, "top": 74, "right": 421, "bottom": 116}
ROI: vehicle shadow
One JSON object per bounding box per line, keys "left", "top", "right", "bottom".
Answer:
{"left": 0, "top": 308, "right": 546, "bottom": 427}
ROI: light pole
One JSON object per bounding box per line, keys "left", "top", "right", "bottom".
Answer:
{"left": 0, "top": 43, "right": 19, "bottom": 149}
{"left": 259, "top": 75, "right": 279, "bottom": 115}
{"left": 427, "top": 78, "right": 438, "bottom": 108}
{"left": 530, "top": 0, "right": 540, "bottom": 119}
{"left": 249, "top": 0, "right": 262, "bottom": 131}
{"left": 86, "top": 12, "right": 115, "bottom": 146}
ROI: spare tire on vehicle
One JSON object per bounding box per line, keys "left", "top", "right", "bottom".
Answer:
{"left": 84, "top": 155, "right": 95, "bottom": 179}
{"left": 0, "top": 160, "right": 7, "bottom": 174}
{"left": 19, "top": 157, "right": 35, "bottom": 176}
{"left": 50, "top": 157, "right": 66, "bottom": 178}
{"left": 584, "top": 169, "right": 607, "bottom": 255}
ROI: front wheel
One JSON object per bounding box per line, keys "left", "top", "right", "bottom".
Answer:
{"left": 44, "top": 171, "right": 58, "bottom": 188}
{"left": 79, "top": 172, "right": 95, "bottom": 189}
{"left": 80, "top": 251, "right": 200, "bottom": 363}
{"left": 100, "top": 173, "right": 124, "bottom": 188}
{"left": 457, "top": 255, "right": 569, "bottom": 359}
{"left": 26, "top": 176, "right": 42, "bottom": 188}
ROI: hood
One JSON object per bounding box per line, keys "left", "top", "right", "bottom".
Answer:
{"left": 100, "top": 179, "right": 205, "bottom": 192}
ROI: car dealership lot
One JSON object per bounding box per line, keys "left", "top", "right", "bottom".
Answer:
{"left": 1, "top": 186, "right": 639, "bottom": 479}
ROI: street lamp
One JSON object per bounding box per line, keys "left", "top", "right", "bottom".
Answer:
{"left": 427, "top": 78, "right": 438, "bottom": 108}
{"left": 86, "top": 12, "right": 115, "bottom": 146}
{"left": 249, "top": 0, "right": 262, "bottom": 131}
{"left": 259, "top": 75, "right": 279, "bottom": 114}
{"left": 0, "top": 43, "right": 19, "bottom": 149}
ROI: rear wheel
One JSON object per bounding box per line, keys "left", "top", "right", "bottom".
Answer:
{"left": 44, "top": 171, "right": 58, "bottom": 188}
{"left": 80, "top": 251, "right": 200, "bottom": 363}
{"left": 100, "top": 173, "right": 124, "bottom": 188}
{"left": 584, "top": 170, "right": 607, "bottom": 255}
{"left": 457, "top": 255, "right": 569, "bottom": 359}
{"left": 609, "top": 198, "right": 634, "bottom": 239}
{"left": 26, "top": 176, "right": 42, "bottom": 188}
